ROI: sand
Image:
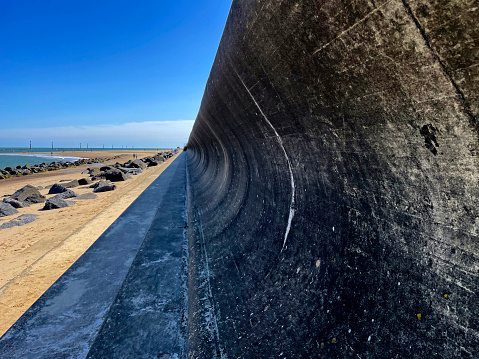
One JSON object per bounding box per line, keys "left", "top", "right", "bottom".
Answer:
{"left": 0, "top": 149, "right": 180, "bottom": 336}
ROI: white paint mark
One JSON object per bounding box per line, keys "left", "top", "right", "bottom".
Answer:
{"left": 368, "top": 335, "right": 371, "bottom": 342}
{"left": 236, "top": 72, "right": 296, "bottom": 252}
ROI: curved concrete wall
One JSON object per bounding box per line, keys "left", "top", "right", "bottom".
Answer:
{"left": 187, "top": 0, "right": 479, "bottom": 358}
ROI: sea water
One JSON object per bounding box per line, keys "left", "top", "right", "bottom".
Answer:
{"left": 0, "top": 153, "right": 84, "bottom": 169}
{"left": 0, "top": 147, "right": 161, "bottom": 170}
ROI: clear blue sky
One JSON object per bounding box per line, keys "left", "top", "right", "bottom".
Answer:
{"left": 0, "top": 0, "right": 231, "bottom": 148}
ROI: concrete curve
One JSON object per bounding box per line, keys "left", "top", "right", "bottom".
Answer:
{"left": 186, "top": 0, "right": 479, "bottom": 358}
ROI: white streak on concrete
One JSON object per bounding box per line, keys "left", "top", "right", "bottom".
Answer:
{"left": 312, "top": 0, "right": 394, "bottom": 55}
{"left": 236, "top": 72, "right": 295, "bottom": 251}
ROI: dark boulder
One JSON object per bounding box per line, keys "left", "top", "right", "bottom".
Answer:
{"left": 55, "top": 189, "right": 78, "bottom": 199}
{"left": 90, "top": 180, "right": 113, "bottom": 189}
{"left": 43, "top": 197, "right": 75, "bottom": 210}
{"left": 95, "top": 171, "right": 108, "bottom": 179}
{"left": 129, "top": 159, "right": 147, "bottom": 170}
{"left": 87, "top": 168, "right": 101, "bottom": 177}
{"left": 104, "top": 170, "right": 129, "bottom": 182}
{"left": 48, "top": 183, "right": 68, "bottom": 194}
{"left": 78, "top": 177, "right": 93, "bottom": 185}
{"left": 153, "top": 154, "right": 165, "bottom": 163}
{"left": 63, "top": 180, "right": 79, "bottom": 188}
{"left": 20, "top": 169, "right": 32, "bottom": 176}
{"left": 0, "top": 202, "right": 18, "bottom": 217}
{"left": 147, "top": 161, "right": 159, "bottom": 167}
{"left": 9, "top": 185, "right": 46, "bottom": 206}
{"left": 89, "top": 182, "right": 100, "bottom": 189}
{"left": 2, "top": 198, "right": 24, "bottom": 208}
{"left": 142, "top": 156, "right": 154, "bottom": 163}
{"left": 118, "top": 167, "right": 142, "bottom": 175}
{"left": 93, "top": 181, "right": 117, "bottom": 193}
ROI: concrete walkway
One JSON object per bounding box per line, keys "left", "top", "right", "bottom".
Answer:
{"left": 0, "top": 153, "right": 187, "bottom": 359}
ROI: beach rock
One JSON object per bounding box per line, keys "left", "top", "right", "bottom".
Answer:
{"left": 36, "top": 186, "right": 43, "bottom": 190}
{"left": 55, "top": 189, "right": 78, "bottom": 199}
{"left": 76, "top": 193, "right": 98, "bottom": 200}
{"left": 48, "top": 183, "right": 68, "bottom": 194}
{"left": 9, "top": 185, "right": 46, "bottom": 206}
{"left": 90, "top": 180, "right": 113, "bottom": 189}
{"left": 129, "top": 159, "right": 147, "bottom": 170}
{"left": 78, "top": 177, "right": 93, "bottom": 185}
{"left": 0, "top": 202, "right": 18, "bottom": 217}
{"left": 63, "top": 180, "right": 79, "bottom": 188}
{"left": 118, "top": 167, "right": 142, "bottom": 175}
{"left": 93, "top": 181, "right": 117, "bottom": 193}
{"left": 0, "top": 214, "right": 39, "bottom": 230}
{"left": 100, "top": 166, "right": 113, "bottom": 172}
{"left": 20, "top": 169, "right": 32, "bottom": 176}
{"left": 142, "top": 156, "right": 154, "bottom": 164}
{"left": 147, "top": 160, "right": 159, "bottom": 167}
{"left": 104, "top": 169, "right": 128, "bottom": 182}
{"left": 43, "top": 197, "right": 75, "bottom": 210}
{"left": 87, "top": 168, "right": 101, "bottom": 177}
{"left": 2, "top": 198, "right": 24, "bottom": 208}
{"left": 95, "top": 171, "right": 108, "bottom": 179}
{"left": 154, "top": 154, "right": 165, "bottom": 163}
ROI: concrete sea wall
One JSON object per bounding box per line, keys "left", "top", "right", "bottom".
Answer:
{"left": 186, "top": 0, "right": 479, "bottom": 357}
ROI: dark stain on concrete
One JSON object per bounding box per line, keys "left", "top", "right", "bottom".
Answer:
{"left": 420, "top": 123, "right": 439, "bottom": 155}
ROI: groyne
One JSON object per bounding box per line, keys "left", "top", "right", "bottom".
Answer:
{"left": 186, "top": 0, "right": 479, "bottom": 357}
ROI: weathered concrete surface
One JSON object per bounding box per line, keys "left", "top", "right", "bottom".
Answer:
{"left": 86, "top": 156, "right": 188, "bottom": 359}
{"left": 186, "top": 0, "right": 479, "bottom": 358}
{"left": 0, "top": 153, "right": 187, "bottom": 359}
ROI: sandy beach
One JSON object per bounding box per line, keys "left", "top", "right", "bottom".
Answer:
{"left": 0, "top": 149, "right": 179, "bottom": 336}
